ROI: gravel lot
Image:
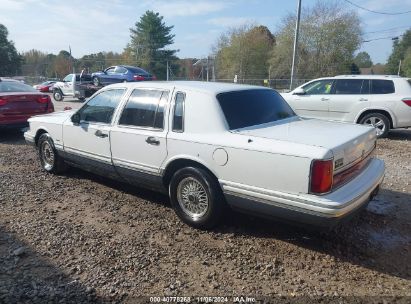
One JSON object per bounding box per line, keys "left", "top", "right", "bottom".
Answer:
{"left": 0, "top": 100, "right": 410, "bottom": 303}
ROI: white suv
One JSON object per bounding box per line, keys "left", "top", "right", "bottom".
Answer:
{"left": 281, "top": 75, "right": 411, "bottom": 137}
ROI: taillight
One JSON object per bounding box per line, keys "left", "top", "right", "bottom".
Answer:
{"left": 310, "top": 159, "right": 333, "bottom": 194}
{"left": 133, "top": 75, "right": 145, "bottom": 81}
{"left": 37, "top": 95, "right": 50, "bottom": 104}
{"left": 0, "top": 97, "right": 8, "bottom": 106}
{"left": 402, "top": 98, "right": 411, "bottom": 107}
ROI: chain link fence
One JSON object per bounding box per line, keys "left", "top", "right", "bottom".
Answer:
{"left": 6, "top": 75, "right": 311, "bottom": 91}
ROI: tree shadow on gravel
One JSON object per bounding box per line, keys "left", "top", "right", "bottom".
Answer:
{"left": 0, "top": 129, "right": 26, "bottom": 145}
{"left": 215, "top": 188, "right": 411, "bottom": 281}
{"left": 0, "top": 226, "right": 109, "bottom": 303}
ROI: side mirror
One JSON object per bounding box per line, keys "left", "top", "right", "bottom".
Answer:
{"left": 71, "top": 113, "right": 80, "bottom": 125}
{"left": 293, "top": 88, "right": 305, "bottom": 95}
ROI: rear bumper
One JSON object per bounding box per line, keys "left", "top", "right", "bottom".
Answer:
{"left": 222, "top": 158, "right": 385, "bottom": 227}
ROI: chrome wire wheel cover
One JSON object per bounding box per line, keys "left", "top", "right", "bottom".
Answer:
{"left": 177, "top": 177, "right": 209, "bottom": 219}
{"left": 40, "top": 141, "right": 54, "bottom": 170}
{"left": 364, "top": 116, "right": 386, "bottom": 136}
{"left": 54, "top": 91, "right": 61, "bottom": 100}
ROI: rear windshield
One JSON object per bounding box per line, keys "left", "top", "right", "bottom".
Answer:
{"left": 76, "top": 75, "right": 92, "bottom": 81}
{"left": 217, "top": 89, "right": 296, "bottom": 130}
{"left": 128, "top": 67, "right": 150, "bottom": 75}
{"left": 0, "top": 81, "right": 36, "bottom": 92}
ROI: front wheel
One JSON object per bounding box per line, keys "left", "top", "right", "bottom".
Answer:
{"left": 359, "top": 113, "right": 390, "bottom": 138}
{"left": 53, "top": 89, "right": 63, "bottom": 101}
{"left": 38, "top": 134, "right": 68, "bottom": 174}
{"left": 169, "top": 167, "right": 225, "bottom": 229}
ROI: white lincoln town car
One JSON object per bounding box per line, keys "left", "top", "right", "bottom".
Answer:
{"left": 24, "top": 81, "right": 385, "bottom": 229}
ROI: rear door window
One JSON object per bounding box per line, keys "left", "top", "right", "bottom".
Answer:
{"left": 119, "top": 89, "right": 168, "bottom": 129}
{"left": 371, "top": 80, "right": 395, "bottom": 94}
{"left": 334, "top": 79, "right": 363, "bottom": 94}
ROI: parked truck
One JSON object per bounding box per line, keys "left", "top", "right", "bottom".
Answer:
{"left": 52, "top": 73, "right": 101, "bottom": 102}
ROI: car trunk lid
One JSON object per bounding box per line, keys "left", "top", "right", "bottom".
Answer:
{"left": 235, "top": 118, "right": 376, "bottom": 173}
{"left": 0, "top": 93, "right": 50, "bottom": 119}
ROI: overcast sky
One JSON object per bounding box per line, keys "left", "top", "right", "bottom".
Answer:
{"left": 1, "top": 0, "right": 411, "bottom": 64}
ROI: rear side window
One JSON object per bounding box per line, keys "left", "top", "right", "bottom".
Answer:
{"left": 334, "top": 79, "right": 364, "bottom": 94}
{"left": 119, "top": 89, "right": 168, "bottom": 129}
{"left": 172, "top": 92, "right": 185, "bottom": 132}
{"left": 371, "top": 80, "right": 395, "bottom": 94}
{"left": 78, "top": 89, "right": 125, "bottom": 124}
{"left": 217, "top": 89, "right": 296, "bottom": 130}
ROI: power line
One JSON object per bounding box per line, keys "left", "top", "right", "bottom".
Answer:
{"left": 343, "top": 0, "right": 411, "bottom": 15}
{"left": 364, "top": 25, "right": 411, "bottom": 35}
{"left": 363, "top": 35, "right": 403, "bottom": 43}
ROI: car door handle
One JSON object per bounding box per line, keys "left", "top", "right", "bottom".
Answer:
{"left": 320, "top": 97, "right": 329, "bottom": 101}
{"left": 94, "top": 130, "right": 108, "bottom": 138}
{"left": 359, "top": 98, "right": 368, "bottom": 101}
{"left": 145, "top": 136, "right": 160, "bottom": 145}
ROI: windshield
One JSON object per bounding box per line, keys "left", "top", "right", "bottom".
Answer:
{"left": 0, "top": 81, "right": 37, "bottom": 93}
{"left": 217, "top": 89, "right": 296, "bottom": 130}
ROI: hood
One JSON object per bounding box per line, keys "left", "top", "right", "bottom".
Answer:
{"left": 235, "top": 118, "right": 376, "bottom": 167}
{"left": 28, "top": 110, "right": 74, "bottom": 124}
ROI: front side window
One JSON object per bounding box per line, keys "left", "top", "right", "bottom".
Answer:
{"left": 217, "top": 89, "right": 296, "bottom": 130}
{"left": 371, "top": 80, "right": 395, "bottom": 94}
{"left": 119, "top": 89, "right": 168, "bottom": 129}
{"left": 114, "top": 66, "right": 127, "bottom": 74}
{"left": 77, "top": 89, "right": 125, "bottom": 124}
{"left": 172, "top": 92, "right": 185, "bottom": 132}
{"left": 334, "top": 79, "right": 364, "bottom": 94}
{"left": 303, "top": 79, "right": 333, "bottom": 95}
{"left": 105, "top": 67, "right": 116, "bottom": 74}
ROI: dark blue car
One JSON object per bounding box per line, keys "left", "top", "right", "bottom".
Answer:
{"left": 91, "top": 65, "right": 156, "bottom": 86}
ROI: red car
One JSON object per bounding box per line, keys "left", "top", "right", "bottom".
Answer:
{"left": 34, "top": 81, "right": 56, "bottom": 92}
{"left": 0, "top": 78, "right": 54, "bottom": 128}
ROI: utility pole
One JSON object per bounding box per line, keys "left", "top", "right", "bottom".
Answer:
{"left": 206, "top": 57, "right": 209, "bottom": 82}
{"left": 166, "top": 61, "right": 169, "bottom": 81}
{"left": 398, "top": 59, "right": 402, "bottom": 76}
{"left": 290, "top": 0, "right": 302, "bottom": 91}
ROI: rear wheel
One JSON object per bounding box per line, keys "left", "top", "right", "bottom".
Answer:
{"left": 38, "top": 134, "right": 68, "bottom": 174}
{"left": 359, "top": 113, "right": 390, "bottom": 138}
{"left": 169, "top": 167, "right": 225, "bottom": 229}
{"left": 93, "top": 76, "right": 100, "bottom": 86}
{"left": 53, "top": 89, "right": 63, "bottom": 102}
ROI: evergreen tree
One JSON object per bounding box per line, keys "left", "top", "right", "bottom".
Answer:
{"left": 127, "top": 11, "right": 178, "bottom": 79}
{"left": 0, "top": 24, "right": 22, "bottom": 76}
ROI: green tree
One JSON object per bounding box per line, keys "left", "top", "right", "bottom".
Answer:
{"left": 386, "top": 29, "right": 411, "bottom": 75}
{"left": 402, "top": 48, "right": 411, "bottom": 77}
{"left": 354, "top": 51, "right": 373, "bottom": 68}
{"left": 126, "top": 11, "right": 178, "bottom": 79}
{"left": 214, "top": 25, "right": 275, "bottom": 81}
{"left": 269, "top": 0, "right": 362, "bottom": 80}
{"left": 0, "top": 24, "right": 22, "bottom": 76}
